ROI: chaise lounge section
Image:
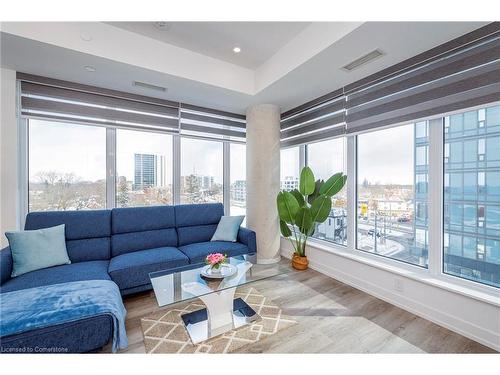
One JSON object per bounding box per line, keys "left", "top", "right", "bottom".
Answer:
{"left": 0, "top": 203, "right": 256, "bottom": 353}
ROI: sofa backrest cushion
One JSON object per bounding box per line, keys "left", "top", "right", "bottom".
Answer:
{"left": 111, "top": 206, "right": 177, "bottom": 256}
{"left": 1, "top": 247, "right": 13, "bottom": 285}
{"left": 175, "top": 203, "right": 224, "bottom": 246}
{"left": 24, "top": 210, "right": 111, "bottom": 262}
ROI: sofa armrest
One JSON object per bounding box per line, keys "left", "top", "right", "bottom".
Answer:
{"left": 1, "top": 246, "right": 13, "bottom": 285}
{"left": 237, "top": 227, "right": 257, "bottom": 254}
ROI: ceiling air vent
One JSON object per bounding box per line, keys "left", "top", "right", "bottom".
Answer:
{"left": 342, "top": 49, "right": 384, "bottom": 72}
{"left": 133, "top": 81, "right": 167, "bottom": 92}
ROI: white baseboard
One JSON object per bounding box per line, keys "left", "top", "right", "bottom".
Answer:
{"left": 281, "top": 248, "right": 500, "bottom": 352}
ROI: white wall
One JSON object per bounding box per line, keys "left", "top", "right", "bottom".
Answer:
{"left": 0, "top": 68, "right": 19, "bottom": 247}
{"left": 281, "top": 239, "right": 500, "bottom": 351}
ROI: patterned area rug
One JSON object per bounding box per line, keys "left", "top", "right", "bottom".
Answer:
{"left": 140, "top": 287, "right": 297, "bottom": 353}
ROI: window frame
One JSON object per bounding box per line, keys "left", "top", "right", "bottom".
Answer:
{"left": 115, "top": 127, "right": 174, "bottom": 208}
{"left": 19, "top": 92, "right": 500, "bottom": 295}
{"left": 179, "top": 135, "right": 225, "bottom": 206}
{"left": 290, "top": 102, "right": 500, "bottom": 296}
{"left": 21, "top": 115, "right": 245, "bottom": 222}
{"left": 26, "top": 117, "right": 109, "bottom": 213}
{"left": 304, "top": 137, "right": 348, "bottom": 247}
{"left": 355, "top": 122, "right": 429, "bottom": 268}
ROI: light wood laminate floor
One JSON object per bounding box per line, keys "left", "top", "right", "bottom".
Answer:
{"left": 106, "top": 262, "right": 496, "bottom": 353}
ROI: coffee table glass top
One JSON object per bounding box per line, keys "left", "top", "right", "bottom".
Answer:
{"left": 149, "top": 253, "right": 287, "bottom": 307}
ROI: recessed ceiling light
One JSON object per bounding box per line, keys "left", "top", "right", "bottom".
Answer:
{"left": 232, "top": 47, "right": 241, "bottom": 54}
{"left": 80, "top": 33, "right": 93, "bottom": 42}
{"left": 84, "top": 66, "right": 96, "bottom": 72}
{"left": 154, "top": 22, "right": 171, "bottom": 31}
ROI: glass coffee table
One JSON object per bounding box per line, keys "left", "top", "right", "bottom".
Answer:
{"left": 149, "top": 253, "right": 287, "bottom": 344}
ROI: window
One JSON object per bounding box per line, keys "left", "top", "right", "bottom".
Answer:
{"left": 357, "top": 122, "right": 429, "bottom": 267}
{"left": 116, "top": 129, "right": 173, "bottom": 207}
{"left": 28, "top": 119, "right": 107, "bottom": 211}
{"left": 230, "top": 143, "right": 246, "bottom": 223}
{"left": 306, "top": 138, "right": 347, "bottom": 246}
{"left": 444, "top": 105, "right": 500, "bottom": 287}
{"left": 180, "top": 138, "right": 223, "bottom": 204}
{"left": 280, "top": 147, "right": 300, "bottom": 192}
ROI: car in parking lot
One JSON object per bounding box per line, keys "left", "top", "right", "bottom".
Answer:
{"left": 368, "top": 229, "right": 382, "bottom": 237}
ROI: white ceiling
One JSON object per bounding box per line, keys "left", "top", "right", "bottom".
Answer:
{"left": 106, "top": 22, "right": 310, "bottom": 69}
{"left": 0, "top": 21, "right": 489, "bottom": 114}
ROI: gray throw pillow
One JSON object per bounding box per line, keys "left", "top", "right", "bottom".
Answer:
{"left": 211, "top": 216, "right": 245, "bottom": 242}
{"left": 6, "top": 224, "right": 71, "bottom": 277}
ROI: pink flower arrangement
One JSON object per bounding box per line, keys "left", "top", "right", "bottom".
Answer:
{"left": 205, "top": 253, "right": 227, "bottom": 269}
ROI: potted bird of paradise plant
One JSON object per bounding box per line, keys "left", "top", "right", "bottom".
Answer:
{"left": 277, "top": 166, "right": 347, "bottom": 270}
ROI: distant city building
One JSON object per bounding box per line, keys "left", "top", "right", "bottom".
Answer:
{"left": 180, "top": 174, "right": 215, "bottom": 191}
{"left": 201, "top": 175, "right": 215, "bottom": 190}
{"left": 133, "top": 153, "right": 165, "bottom": 190}
{"left": 231, "top": 180, "right": 246, "bottom": 202}
{"left": 281, "top": 176, "right": 299, "bottom": 191}
{"left": 315, "top": 208, "right": 347, "bottom": 245}
{"left": 375, "top": 199, "right": 411, "bottom": 215}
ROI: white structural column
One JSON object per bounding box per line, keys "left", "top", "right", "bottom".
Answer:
{"left": 246, "top": 104, "right": 281, "bottom": 264}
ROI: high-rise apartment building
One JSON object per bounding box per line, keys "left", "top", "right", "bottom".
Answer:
{"left": 134, "top": 153, "right": 165, "bottom": 190}
{"left": 442, "top": 105, "right": 500, "bottom": 286}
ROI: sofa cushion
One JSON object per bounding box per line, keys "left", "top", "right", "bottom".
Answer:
{"left": 0, "top": 315, "right": 113, "bottom": 354}
{"left": 177, "top": 224, "right": 218, "bottom": 247}
{"left": 175, "top": 203, "right": 224, "bottom": 227}
{"left": 24, "top": 210, "right": 111, "bottom": 262}
{"left": 111, "top": 206, "right": 176, "bottom": 234}
{"left": 0, "top": 247, "right": 13, "bottom": 285}
{"left": 111, "top": 206, "right": 177, "bottom": 257}
{"left": 175, "top": 203, "right": 225, "bottom": 246}
{"left": 108, "top": 247, "right": 189, "bottom": 290}
{"left": 0, "top": 260, "right": 111, "bottom": 293}
{"left": 179, "top": 241, "right": 249, "bottom": 264}
{"left": 111, "top": 229, "right": 178, "bottom": 257}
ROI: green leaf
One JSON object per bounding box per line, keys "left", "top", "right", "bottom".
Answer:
{"left": 308, "top": 179, "right": 324, "bottom": 204}
{"left": 299, "top": 166, "right": 315, "bottom": 196}
{"left": 279, "top": 220, "right": 292, "bottom": 237}
{"left": 310, "top": 195, "right": 332, "bottom": 223}
{"left": 290, "top": 189, "right": 305, "bottom": 207}
{"left": 319, "top": 173, "right": 347, "bottom": 197}
{"left": 276, "top": 191, "right": 300, "bottom": 223}
{"left": 294, "top": 207, "right": 313, "bottom": 235}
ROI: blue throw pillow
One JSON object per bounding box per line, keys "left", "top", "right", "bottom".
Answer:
{"left": 6, "top": 224, "right": 71, "bottom": 277}
{"left": 211, "top": 216, "right": 245, "bottom": 242}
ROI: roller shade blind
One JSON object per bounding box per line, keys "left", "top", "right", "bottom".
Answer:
{"left": 19, "top": 75, "right": 180, "bottom": 133}
{"left": 345, "top": 33, "right": 500, "bottom": 134}
{"left": 280, "top": 23, "right": 500, "bottom": 141}
{"left": 180, "top": 104, "right": 246, "bottom": 141}
{"left": 280, "top": 96, "right": 346, "bottom": 147}
{"left": 18, "top": 74, "right": 247, "bottom": 140}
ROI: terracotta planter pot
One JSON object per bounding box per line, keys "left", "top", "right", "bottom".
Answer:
{"left": 292, "top": 254, "right": 309, "bottom": 270}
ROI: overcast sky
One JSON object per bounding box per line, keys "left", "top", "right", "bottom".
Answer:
{"left": 358, "top": 124, "right": 414, "bottom": 185}
{"left": 29, "top": 120, "right": 414, "bottom": 187}
{"left": 280, "top": 125, "right": 414, "bottom": 185}
{"left": 29, "top": 119, "right": 244, "bottom": 185}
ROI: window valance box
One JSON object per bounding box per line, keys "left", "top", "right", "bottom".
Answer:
{"left": 17, "top": 73, "right": 246, "bottom": 140}
{"left": 280, "top": 22, "right": 500, "bottom": 145}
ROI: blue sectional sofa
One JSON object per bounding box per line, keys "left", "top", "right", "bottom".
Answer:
{"left": 0, "top": 203, "right": 256, "bottom": 353}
